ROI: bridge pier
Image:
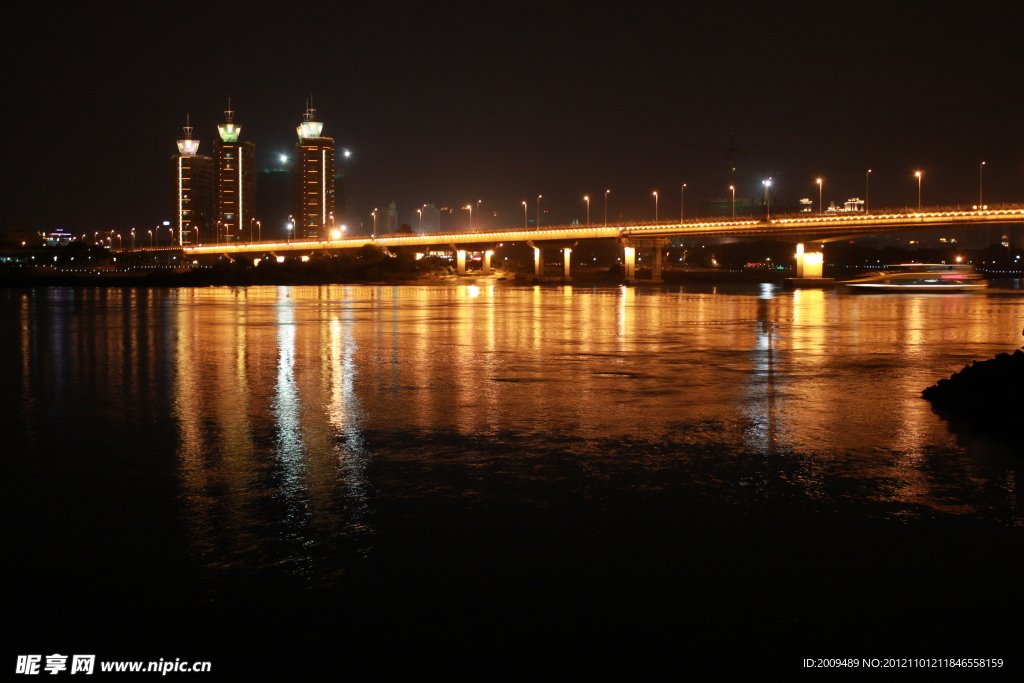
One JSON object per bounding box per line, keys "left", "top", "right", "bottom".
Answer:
{"left": 623, "top": 246, "right": 635, "bottom": 281}
{"left": 528, "top": 240, "right": 575, "bottom": 282}
{"left": 456, "top": 249, "right": 467, "bottom": 275}
{"left": 483, "top": 249, "right": 493, "bottom": 275}
{"left": 619, "top": 238, "right": 667, "bottom": 283}
{"left": 794, "top": 242, "right": 824, "bottom": 278}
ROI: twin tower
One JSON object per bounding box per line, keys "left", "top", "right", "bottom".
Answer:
{"left": 174, "top": 104, "right": 337, "bottom": 244}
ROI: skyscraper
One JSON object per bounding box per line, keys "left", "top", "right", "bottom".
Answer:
{"left": 214, "top": 102, "right": 256, "bottom": 242}
{"left": 291, "top": 105, "right": 336, "bottom": 239}
{"left": 175, "top": 116, "right": 214, "bottom": 245}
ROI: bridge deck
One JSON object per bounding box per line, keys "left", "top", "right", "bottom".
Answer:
{"left": 121, "top": 206, "right": 1022, "bottom": 255}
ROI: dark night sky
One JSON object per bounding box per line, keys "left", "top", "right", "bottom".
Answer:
{"left": 5, "top": 1, "right": 1022, "bottom": 236}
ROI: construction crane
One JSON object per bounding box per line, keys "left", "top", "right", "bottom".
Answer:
{"left": 672, "top": 134, "right": 749, "bottom": 188}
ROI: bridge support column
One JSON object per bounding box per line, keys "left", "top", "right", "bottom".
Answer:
{"left": 794, "top": 243, "right": 823, "bottom": 279}
{"left": 456, "top": 249, "right": 467, "bottom": 275}
{"left": 652, "top": 246, "right": 663, "bottom": 281}
{"left": 483, "top": 250, "right": 493, "bottom": 275}
{"left": 534, "top": 246, "right": 544, "bottom": 277}
{"left": 562, "top": 248, "right": 572, "bottom": 281}
{"left": 623, "top": 246, "right": 636, "bottom": 281}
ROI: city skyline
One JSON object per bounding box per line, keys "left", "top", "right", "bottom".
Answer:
{"left": 6, "top": 3, "right": 1022, "bottom": 234}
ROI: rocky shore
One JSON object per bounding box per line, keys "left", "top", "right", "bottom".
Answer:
{"left": 922, "top": 348, "right": 1024, "bottom": 435}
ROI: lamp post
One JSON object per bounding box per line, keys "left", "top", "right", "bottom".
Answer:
{"left": 914, "top": 171, "right": 922, "bottom": 210}
{"left": 537, "top": 195, "right": 542, "bottom": 229}
{"left": 604, "top": 189, "right": 610, "bottom": 226}
{"left": 256, "top": 220, "right": 261, "bottom": 243}
{"left": 583, "top": 195, "right": 590, "bottom": 225}
{"left": 371, "top": 210, "right": 377, "bottom": 237}
{"left": 148, "top": 230, "right": 153, "bottom": 247}
{"left": 865, "top": 169, "right": 871, "bottom": 213}
{"left": 477, "top": 200, "right": 482, "bottom": 229}
{"left": 763, "top": 179, "right": 772, "bottom": 221}
{"left": 417, "top": 208, "right": 423, "bottom": 234}
{"left": 979, "top": 161, "right": 986, "bottom": 206}
{"left": 464, "top": 204, "right": 473, "bottom": 230}
{"left": 522, "top": 201, "right": 528, "bottom": 228}
{"left": 680, "top": 183, "right": 686, "bottom": 222}
{"left": 653, "top": 191, "right": 658, "bottom": 221}
{"left": 816, "top": 178, "right": 823, "bottom": 213}
{"left": 288, "top": 215, "right": 294, "bottom": 244}
{"left": 729, "top": 185, "right": 735, "bottom": 218}
{"left": 131, "top": 230, "right": 135, "bottom": 249}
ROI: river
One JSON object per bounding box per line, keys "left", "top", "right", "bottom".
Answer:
{"left": 7, "top": 283, "right": 1022, "bottom": 675}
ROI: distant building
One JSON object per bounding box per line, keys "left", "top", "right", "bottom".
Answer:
{"left": 421, "top": 203, "right": 441, "bottom": 232}
{"left": 174, "top": 117, "right": 214, "bottom": 245}
{"left": 290, "top": 106, "right": 336, "bottom": 239}
{"left": 374, "top": 201, "right": 397, "bottom": 234}
{"left": 214, "top": 103, "right": 256, "bottom": 242}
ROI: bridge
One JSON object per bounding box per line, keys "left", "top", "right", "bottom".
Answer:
{"left": 133, "top": 206, "right": 1023, "bottom": 282}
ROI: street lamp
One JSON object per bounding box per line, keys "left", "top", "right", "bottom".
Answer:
{"left": 417, "top": 208, "right": 423, "bottom": 234}
{"left": 537, "top": 195, "right": 542, "bottom": 229}
{"left": 583, "top": 195, "right": 590, "bottom": 226}
{"left": 288, "top": 215, "right": 294, "bottom": 243}
{"left": 729, "top": 185, "right": 736, "bottom": 218}
{"left": 371, "top": 210, "right": 377, "bottom": 237}
{"left": 914, "top": 171, "right": 922, "bottom": 210}
{"left": 604, "top": 189, "right": 610, "bottom": 226}
{"left": 464, "top": 204, "right": 473, "bottom": 230}
{"left": 652, "top": 191, "right": 659, "bottom": 221}
{"left": 865, "top": 169, "right": 872, "bottom": 213}
{"left": 256, "top": 220, "right": 261, "bottom": 243}
{"left": 680, "top": 184, "right": 686, "bottom": 222}
{"left": 816, "top": 178, "right": 823, "bottom": 213}
{"left": 522, "top": 201, "right": 528, "bottom": 228}
{"left": 148, "top": 230, "right": 153, "bottom": 247}
{"left": 979, "top": 161, "right": 986, "bottom": 206}
{"left": 763, "top": 179, "right": 772, "bottom": 220}
{"left": 131, "top": 230, "right": 135, "bottom": 249}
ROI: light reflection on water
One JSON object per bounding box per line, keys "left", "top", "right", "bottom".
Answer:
{"left": 10, "top": 284, "right": 1023, "bottom": 584}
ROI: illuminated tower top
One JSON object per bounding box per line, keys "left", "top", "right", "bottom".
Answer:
{"left": 218, "top": 97, "right": 240, "bottom": 142}
{"left": 297, "top": 99, "right": 324, "bottom": 139}
{"left": 177, "top": 114, "right": 200, "bottom": 157}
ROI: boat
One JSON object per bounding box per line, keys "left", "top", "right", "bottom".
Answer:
{"left": 839, "top": 263, "right": 987, "bottom": 292}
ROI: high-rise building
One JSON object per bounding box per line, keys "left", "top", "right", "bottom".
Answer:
{"left": 375, "top": 201, "right": 397, "bottom": 234}
{"left": 421, "top": 203, "right": 442, "bottom": 233}
{"left": 214, "top": 103, "right": 256, "bottom": 242}
{"left": 175, "top": 117, "right": 214, "bottom": 245}
{"left": 291, "top": 105, "right": 336, "bottom": 239}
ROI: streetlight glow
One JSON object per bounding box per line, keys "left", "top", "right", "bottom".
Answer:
{"left": 816, "top": 178, "right": 823, "bottom": 213}
{"left": 914, "top": 171, "right": 922, "bottom": 210}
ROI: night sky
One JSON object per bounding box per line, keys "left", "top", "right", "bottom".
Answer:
{"left": 7, "top": 1, "right": 1022, "bottom": 236}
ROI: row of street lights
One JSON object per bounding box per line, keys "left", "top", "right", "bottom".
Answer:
{"left": 368, "top": 162, "right": 995, "bottom": 236}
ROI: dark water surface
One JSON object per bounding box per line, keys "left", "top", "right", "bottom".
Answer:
{"left": 7, "top": 284, "right": 1023, "bottom": 675}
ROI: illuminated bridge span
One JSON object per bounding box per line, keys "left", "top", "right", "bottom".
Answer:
{"left": 152, "top": 206, "right": 1021, "bottom": 281}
